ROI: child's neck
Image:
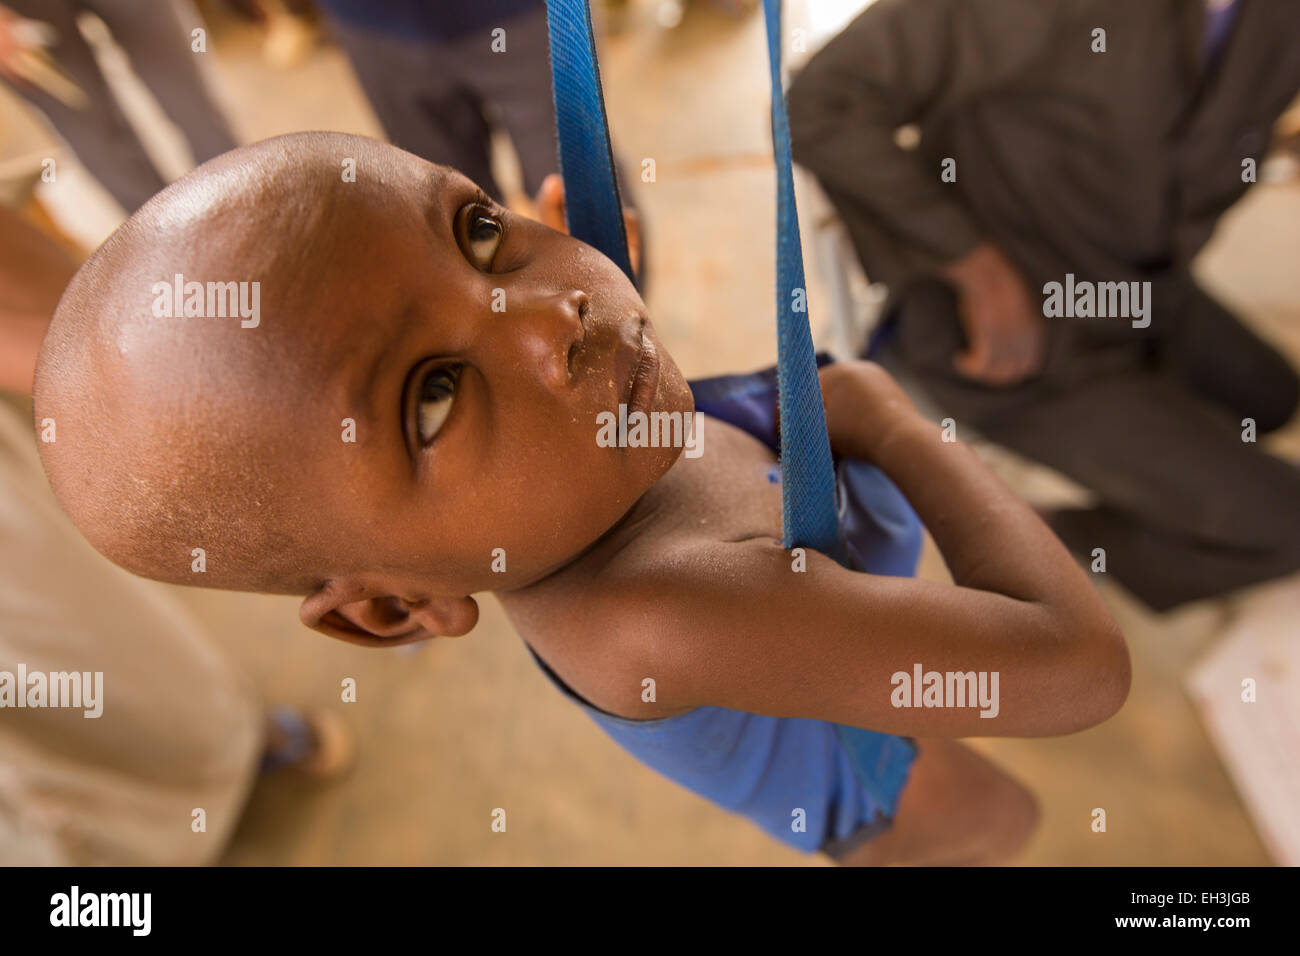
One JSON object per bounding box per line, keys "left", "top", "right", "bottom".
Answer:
{"left": 495, "top": 451, "right": 687, "bottom": 606}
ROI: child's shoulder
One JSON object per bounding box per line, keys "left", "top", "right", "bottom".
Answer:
{"left": 504, "top": 425, "right": 800, "bottom": 719}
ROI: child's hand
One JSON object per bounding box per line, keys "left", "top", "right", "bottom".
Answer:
{"left": 531, "top": 173, "right": 642, "bottom": 277}
{"left": 818, "top": 360, "right": 923, "bottom": 461}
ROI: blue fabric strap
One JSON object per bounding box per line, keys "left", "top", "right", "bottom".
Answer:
{"left": 545, "top": 0, "right": 844, "bottom": 558}
{"left": 759, "top": 0, "right": 844, "bottom": 558}
{"left": 544, "top": 0, "right": 636, "bottom": 284}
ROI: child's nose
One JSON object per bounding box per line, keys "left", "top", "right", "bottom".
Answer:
{"left": 505, "top": 289, "right": 588, "bottom": 391}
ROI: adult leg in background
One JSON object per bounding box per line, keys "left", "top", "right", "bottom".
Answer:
{"left": 2, "top": 0, "right": 166, "bottom": 211}
{"left": 445, "top": 2, "right": 556, "bottom": 198}
{"left": 86, "top": 0, "right": 240, "bottom": 165}
{"left": 328, "top": 19, "right": 501, "bottom": 199}
{"left": 1158, "top": 280, "right": 1299, "bottom": 435}
{"left": 891, "top": 278, "right": 1300, "bottom": 611}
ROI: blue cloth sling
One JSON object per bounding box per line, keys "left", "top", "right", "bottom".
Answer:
{"left": 543, "top": 0, "right": 636, "bottom": 284}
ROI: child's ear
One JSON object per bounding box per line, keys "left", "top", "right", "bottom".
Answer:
{"left": 299, "top": 581, "right": 479, "bottom": 648}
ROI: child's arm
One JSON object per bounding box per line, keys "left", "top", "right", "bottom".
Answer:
{"left": 608, "top": 361, "right": 1128, "bottom": 737}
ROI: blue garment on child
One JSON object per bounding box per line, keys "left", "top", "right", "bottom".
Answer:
{"left": 525, "top": 357, "right": 923, "bottom": 856}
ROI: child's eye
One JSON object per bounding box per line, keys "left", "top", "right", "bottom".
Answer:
{"left": 464, "top": 207, "right": 504, "bottom": 270}
{"left": 417, "top": 366, "right": 460, "bottom": 444}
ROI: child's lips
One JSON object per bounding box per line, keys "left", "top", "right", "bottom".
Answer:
{"left": 626, "top": 328, "right": 660, "bottom": 415}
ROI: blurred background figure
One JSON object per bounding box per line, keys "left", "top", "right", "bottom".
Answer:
{"left": 0, "top": 0, "right": 239, "bottom": 212}
{"left": 788, "top": 0, "right": 1300, "bottom": 612}
{"left": 314, "top": 0, "right": 555, "bottom": 208}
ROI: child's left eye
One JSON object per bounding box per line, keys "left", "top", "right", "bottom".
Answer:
{"left": 416, "top": 365, "right": 460, "bottom": 445}
{"left": 464, "top": 208, "right": 504, "bottom": 269}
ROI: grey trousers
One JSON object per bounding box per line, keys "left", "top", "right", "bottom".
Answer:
{"left": 328, "top": 4, "right": 558, "bottom": 202}
{"left": 889, "top": 278, "right": 1300, "bottom": 611}
{"left": 3, "top": 0, "right": 238, "bottom": 212}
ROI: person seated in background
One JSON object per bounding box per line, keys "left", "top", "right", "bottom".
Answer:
{"left": 787, "top": 0, "right": 1300, "bottom": 612}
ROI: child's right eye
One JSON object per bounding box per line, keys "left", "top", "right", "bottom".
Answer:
{"left": 466, "top": 211, "right": 504, "bottom": 269}
{"left": 456, "top": 199, "right": 506, "bottom": 271}
{"left": 416, "top": 366, "right": 460, "bottom": 445}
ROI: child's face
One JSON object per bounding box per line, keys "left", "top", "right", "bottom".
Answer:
{"left": 272, "top": 150, "right": 691, "bottom": 617}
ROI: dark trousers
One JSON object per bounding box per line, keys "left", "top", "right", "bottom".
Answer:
{"left": 4, "top": 0, "right": 239, "bottom": 212}
{"left": 328, "top": 4, "right": 558, "bottom": 202}
{"left": 889, "top": 277, "right": 1300, "bottom": 611}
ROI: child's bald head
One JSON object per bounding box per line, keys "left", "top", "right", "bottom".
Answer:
{"left": 35, "top": 132, "right": 691, "bottom": 644}
{"left": 35, "top": 132, "right": 350, "bottom": 594}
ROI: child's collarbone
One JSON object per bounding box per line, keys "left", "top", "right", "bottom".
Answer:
{"left": 660, "top": 416, "right": 785, "bottom": 547}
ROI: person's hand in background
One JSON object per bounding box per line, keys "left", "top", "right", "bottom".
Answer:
{"left": 940, "top": 242, "right": 1045, "bottom": 386}
{"left": 529, "top": 172, "right": 642, "bottom": 278}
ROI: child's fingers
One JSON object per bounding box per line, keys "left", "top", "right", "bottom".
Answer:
{"left": 535, "top": 173, "right": 568, "bottom": 232}
{"left": 625, "top": 207, "right": 641, "bottom": 275}
{"left": 536, "top": 173, "right": 640, "bottom": 277}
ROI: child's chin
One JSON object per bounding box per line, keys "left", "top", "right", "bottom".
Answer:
{"left": 653, "top": 353, "right": 694, "bottom": 417}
